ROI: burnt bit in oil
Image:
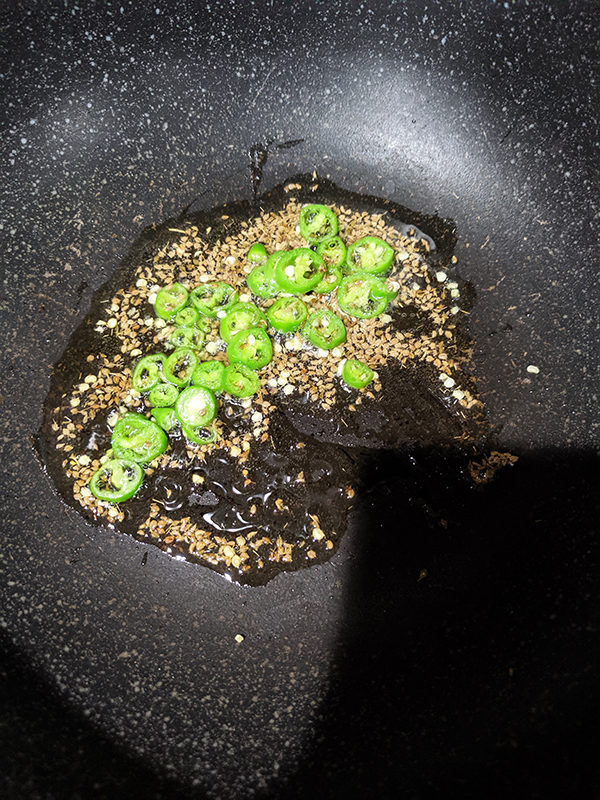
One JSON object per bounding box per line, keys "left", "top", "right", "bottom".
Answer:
{"left": 249, "top": 141, "right": 272, "bottom": 203}
{"left": 37, "top": 174, "right": 498, "bottom": 586}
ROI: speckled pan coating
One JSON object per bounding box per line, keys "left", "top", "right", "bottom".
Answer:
{"left": 1, "top": 2, "right": 598, "bottom": 798}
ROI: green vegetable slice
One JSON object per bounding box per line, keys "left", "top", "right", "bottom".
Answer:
{"left": 169, "top": 326, "right": 205, "bottom": 349}
{"left": 313, "top": 263, "right": 342, "bottom": 295}
{"left": 151, "top": 407, "right": 178, "bottom": 432}
{"left": 247, "top": 242, "right": 269, "bottom": 267}
{"left": 154, "top": 283, "right": 189, "bottom": 320}
{"left": 299, "top": 204, "right": 339, "bottom": 244}
{"left": 345, "top": 236, "right": 395, "bottom": 275}
{"left": 111, "top": 413, "right": 168, "bottom": 463}
{"left": 247, "top": 264, "right": 280, "bottom": 299}
{"left": 227, "top": 327, "right": 273, "bottom": 369}
{"left": 175, "top": 386, "right": 218, "bottom": 428}
{"left": 163, "top": 347, "right": 198, "bottom": 387}
{"left": 342, "top": 359, "right": 374, "bottom": 389}
{"left": 181, "top": 423, "right": 218, "bottom": 445}
{"left": 89, "top": 458, "right": 144, "bottom": 503}
{"left": 264, "top": 250, "right": 287, "bottom": 281}
{"left": 274, "top": 248, "right": 324, "bottom": 294}
{"left": 148, "top": 382, "right": 179, "bottom": 407}
{"left": 303, "top": 309, "right": 346, "bottom": 350}
{"left": 192, "top": 360, "right": 226, "bottom": 393}
{"left": 267, "top": 296, "right": 308, "bottom": 333}
{"left": 132, "top": 354, "right": 165, "bottom": 393}
{"left": 317, "top": 236, "right": 347, "bottom": 269}
{"left": 190, "top": 281, "right": 238, "bottom": 318}
{"left": 337, "top": 272, "right": 397, "bottom": 318}
{"left": 223, "top": 363, "right": 260, "bottom": 398}
{"left": 174, "top": 306, "right": 200, "bottom": 327}
{"left": 219, "top": 302, "right": 266, "bottom": 343}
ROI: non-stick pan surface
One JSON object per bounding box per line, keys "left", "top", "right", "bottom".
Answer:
{"left": 1, "top": 2, "right": 598, "bottom": 798}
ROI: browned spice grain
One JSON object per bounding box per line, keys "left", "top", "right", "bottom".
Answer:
{"left": 468, "top": 451, "right": 519, "bottom": 485}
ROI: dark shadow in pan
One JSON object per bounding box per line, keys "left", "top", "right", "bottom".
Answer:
{"left": 274, "top": 446, "right": 600, "bottom": 799}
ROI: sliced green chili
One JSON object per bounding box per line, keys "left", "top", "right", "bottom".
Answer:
{"left": 223, "top": 363, "right": 260, "bottom": 398}
{"left": 227, "top": 327, "right": 273, "bottom": 369}
{"left": 265, "top": 249, "right": 287, "bottom": 276}
{"left": 163, "top": 347, "right": 198, "bottom": 387}
{"left": 111, "top": 413, "right": 168, "bottom": 463}
{"left": 299, "top": 204, "right": 339, "bottom": 244}
{"left": 247, "top": 250, "right": 287, "bottom": 299}
{"left": 303, "top": 309, "right": 346, "bottom": 350}
{"left": 337, "top": 272, "right": 397, "bottom": 319}
{"left": 169, "top": 325, "right": 205, "bottom": 349}
{"left": 148, "top": 382, "right": 179, "bottom": 407}
{"left": 190, "top": 281, "right": 238, "bottom": 318}
{"left": 267, "top": 296, "right": 308, "bottom": 333}
{"left": 313, "top": 263, "right": 343, "bottom": 295}
{"left": 174, "top": 306, "right": 200, "bottom": 327}
{"left": 175, "top": 386, "right": 218, "bottom": 429}
{"left": 317, "top": 236, "right": 347, "bottom": 269}
{"left": 132, "top": 354, "right": 165, "bottom": 393}
{"left": 151, "top": 407, "right": 178, "bottom": 432}
{"left": 247, "top": 264, "right": 280, "bottom": 299}
{"left": 345, "top": 236, "right": 395, "bottom": 275}
{"left": 247, "top": 242, "right": 269, "bottom": 267}
{"left": 181, "top": 423, "right": 219, "bottom": 445}
{"left": 89, "top": 457, "right": 144, "bottom": 503}
{"left": 342, "top": 358, "right": 375, "bottom": 389}
{"left": 274, "top": 248, "right": 324, "bottom": 294}
{"left": 154, "top": 283, "right": 189, "bottom": 320}
{"left": 192, "top": 360, "right": 226, "bottom": 393}
{"left": 219, "top": 302, "right": 266, "bottom": 343}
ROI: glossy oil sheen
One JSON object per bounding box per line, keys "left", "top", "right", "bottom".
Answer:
{"left": 38, "top": 176, "right": 486, "bottom": 585}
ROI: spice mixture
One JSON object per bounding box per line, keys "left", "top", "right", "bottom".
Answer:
{"left": 39, "top": 176, "right": 493, "bottom": 585}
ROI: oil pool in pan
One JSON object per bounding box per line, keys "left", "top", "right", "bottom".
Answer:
{"left": 38, "top": 175, "right": 510, "bottom": 586}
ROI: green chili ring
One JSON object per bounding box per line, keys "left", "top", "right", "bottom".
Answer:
{"left": 181, "top": 423, "right": 219, "bottom": 445}
{"left": 299, "top": 204, "right": 339, "bottom": 244}
{"left": 175, "top": 386, "right": 218, "bottom": 428}
{"left": 337, "top": 272, "right": 397, "bottom": 319}
{"left": 227, "top": 327, "right": 273, "bottom": 370}
{"left": 223, "top": 363, "right": 260, "bottom": 398}
{"left": 174, "top": 306, "right": 201, "bottom": 327}
{"left": 303, "top": 309, "right": 346, "bottom": 350}
{"left": 342, "top": 358, "right": 375, "bottom": 389}
{"left": 151, "top": 407, "right": 178, "bottom": 432}
{"left": 132, "top": 354, "right": 165, "bottom": 393}
{"left": 163, "top": 347, "right": 198, "bottom": 387}
{"left": 247, "top": 264, "right": 280, "bottom": 299}
{"left": 154, "top": 283, "right": 189, "bottom": 320}
{"left": 267, "top": 296, "right": 308, "bottom": 333}
{"left": 345, "top": 236, "right": 395, "bottom": 276}
{"left": 89, "top": 458, "right": 144, "bottom": 503}
{"left": 148, "top": 382, "right": 179, "bottom": 407}
{"left": 317, "top": 235, "right": 347, "bottom": 269}
{"left": 247, "top": 242, "right": 269, "bottom": 267}
{"left": 111, "top": 413, "right": 168, "bottom": 463}
{"left": 169, "top": 326, "right": 205, "bottom": 349}
{"left": 190, "top": 281, "right": 238, "bottom": 318}
{"left": 192, "top": 360, "right": 226, "bottom": 393}
{"left": 274, "top": 248, "right": 324, "bottom": 294}
{"left": 219, "top": 302, "right": 266, "bottom": 343}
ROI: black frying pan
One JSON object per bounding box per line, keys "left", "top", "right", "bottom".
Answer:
{"left": 1, "top": 2, "right": 598, "bottom": 798}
